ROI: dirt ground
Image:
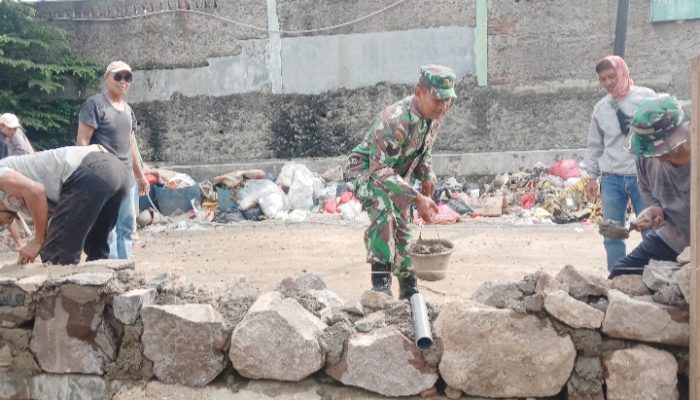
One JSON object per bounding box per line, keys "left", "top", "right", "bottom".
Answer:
{"left": 4, "top": 214, "right": 635, "bottom": 304}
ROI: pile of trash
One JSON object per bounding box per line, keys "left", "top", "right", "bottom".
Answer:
{"left": 137, "top": 158, "right": 600, "bottom": 228}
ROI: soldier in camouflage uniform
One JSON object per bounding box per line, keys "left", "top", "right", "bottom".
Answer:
{"left": 347, "top": 64, "right": 457, "bottom": 299}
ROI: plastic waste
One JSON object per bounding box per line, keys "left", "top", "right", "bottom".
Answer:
{"left": 287, "top": 165, "right": 314, "bottom": 210}
{"left": 339, "top": 199, "right": 362, "bottom": 221}
{"left": 237, "top": 179, "right": 289, "bottom": 215}
{"left": 167, "top": 172, "right": 196, "bottom": 189}
{"left": 548, "top": 159, "right": 581, "bottom": 180}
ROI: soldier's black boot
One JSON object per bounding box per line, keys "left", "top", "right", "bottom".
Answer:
{"left": 398, "top": 273, "right": 418, "bottom": 300}
{"left": 371, "top": 262, "right": 393, "bottom": 296}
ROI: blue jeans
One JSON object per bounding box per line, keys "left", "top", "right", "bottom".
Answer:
{"left": 109, "top": 183, "right": 136, "bottom": 259}
{"left": 600, "top": 173, "right": 647, "bottom": 271}
{"left": 609, "top": 231, "right": 679, "bottom": 278}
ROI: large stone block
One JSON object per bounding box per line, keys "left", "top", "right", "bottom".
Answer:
{"left": 544, "top": 290, "right": 605, "bottom": 329}
{"left": 113, "top": 288, "right": 156, "bottom": 325}
{"left": 601, "top": 290, "right": 688, "bottom": 346}
{"left": 141, "top": 304, "right": 228, "bottom": 387}
{"left": 604, "top": 345, "right": 678, "bottom": 400}
{"left": 326, "top": 327, "right": 438, "bottom": 397}
{"left": 229, "top": 291, "right": 326, "bottom": 381}
{"left": 30, "top": 286, "right": 118, "bottom": 374}
{"left": 555, "top": 265, "right": 609, "bottom": 300}
{"left": 435, "top": 300, "right": 575, "bottom": 398}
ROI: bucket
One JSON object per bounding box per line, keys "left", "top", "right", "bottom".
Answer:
{"left": 407, "top": 239, "right": 454, "bottom": 281}
{"left": 154, "top": 185, "right": 201, "bottom": 216}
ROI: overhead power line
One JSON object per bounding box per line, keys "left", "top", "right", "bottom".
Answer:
{"left": 49, "top": 0, "right": 410, "bottom": 35}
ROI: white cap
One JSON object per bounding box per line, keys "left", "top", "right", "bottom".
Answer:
{"left": 105, "top": 60, "right": 132, "bottom": 75}
{"left": 0, "top": 113, "right": 20, "bottom": 129}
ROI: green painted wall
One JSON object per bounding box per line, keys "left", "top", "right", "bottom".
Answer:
{"left": 651, "top": 0, "right": 700, "bottom": 22}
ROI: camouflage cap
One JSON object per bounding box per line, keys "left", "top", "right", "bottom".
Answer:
{"left": 419, "top": 64, "right": 457, "bottom": 100}
{"left": 625, "top": 95, "right": 691, "bottom": 157}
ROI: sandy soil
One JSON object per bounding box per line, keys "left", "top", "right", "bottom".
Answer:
{"left": 119, "top": 215, "right": 641, "bottom": 304}
{"left": 0, "top": 215, "right": 642, "bottom": 304}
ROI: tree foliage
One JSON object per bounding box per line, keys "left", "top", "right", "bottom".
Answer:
{"left": 0, "top": 0, "right": 101, "bottom": 148}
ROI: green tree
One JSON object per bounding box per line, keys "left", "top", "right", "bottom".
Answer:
{"left": 0, "top": 0, "right": 101, "bottom": 149}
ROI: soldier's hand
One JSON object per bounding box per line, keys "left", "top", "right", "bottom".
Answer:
{"left": 635, "top": 206, "right": 665, "bottom": 231}
{"left": 585, "top": 179, "right": 599, "bottom": 202}
{"left": 415, "top": 194, "right": 439, "bottom": 223}
{"left": 420, "top": 179, "right": 435, "bottom": 198}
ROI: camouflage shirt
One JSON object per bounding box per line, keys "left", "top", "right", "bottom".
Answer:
{"left": 348, "top": 95, "right": 443, "bottom": 198}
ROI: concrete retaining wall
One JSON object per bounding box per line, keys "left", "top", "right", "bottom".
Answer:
{"left": 0, "top": 260, "right": 690, "bottom": 399}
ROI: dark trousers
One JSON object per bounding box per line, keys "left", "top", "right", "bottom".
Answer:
{"left": 608, "top": 231, "right": 679, "bottom": 279}
{"left": 40, "top": 152, "right": 129, "bottom": 265}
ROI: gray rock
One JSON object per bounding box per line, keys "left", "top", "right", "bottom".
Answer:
{"left": 341, "top": 300, "right": 365, "bottom": 316}
{"left": 229, "top": 291, "right": 326, "bottom": 381}
{"left": 672, "top": 264, "right": 691, "bottom": 302}
{"left": 604, "top": 344, "right": 678, "bottom": 400}
{"left": 30, "top": 288, "right": 117, "bottom": 374}
{"left": 354, "top": 311, "right": 385, "bottom": 332}
{"left": 555, "top": 265, "right": 609, "bottom": 300}
{"left": 534, "top": 270, "right": 569, "bottom": 294}
{"left": 522, "top": 293, "right": 545, "bottom": 312}
{"left": 309, "top": 288, "right": 344, "bottom": 310}
{"left": 141, "top": 304, "right": 228, "bottom": 386}
{"left": 14, "top": 275, "right": 47, "bottom": 295}
{"left": 652, "top": 283, "right": 686, "bottom": 307}
{"left": 113, "top": 288, "right": 156, "bottom": 325}
{"left": 320, "top": 307, "right": 351, "bottom": 325}
{"left": 567, "top": 356, "right": 604, "bottom": 398}
{"left": 610, "top": 274, "right": 651, "bottom": 297}
{"left": 0, "top": 327, "right": 38, "bottom": 375}
{"left": 544, "top": 290, "right": 605, "bottom": 329}
{"left": 0, "top": 285, "right": 25, "bottom": 307}
{"left": 601, "top": 290, "right": 688, "bottom": 346}
{"left": 31, "top": 374, "right": 122, "bottom": 400}
{"left": 51, "top": 271, "right": 115, "bottom": 287}
{"left": 435, "top": 300, "right": 575, "bottom": 398}
{"left": 295, "top": 273, "right": 327, "bottom": 291}
{"left": 320, "top": 320, "right": 355, "bottom": 365}
{"left": 551, "top": 321, "right": 603, "bottom": 357}
{"left": 326, "top": 327, "right": 438, "bottom": 397}
{"left": 0, "top": 305, "right": 33, "bottom": 328}
{"left": 360, "top": 290, "right": 393, "bottom": 312}
{"left": 445, "top": 386, "right": 463, "bottom": 399}
{"left": 642, "top": 260, "right": 679, "bottom": 291}
{"left": 470, "top": 279, "right": 523, "bottom": 308}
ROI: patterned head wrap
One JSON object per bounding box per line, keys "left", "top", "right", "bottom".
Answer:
{"left": 601, "top": 55, "right": 633, "bottom": 99}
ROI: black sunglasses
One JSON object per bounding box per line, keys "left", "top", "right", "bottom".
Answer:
{"left": 114, "top": 73, "right": 133, "bottom": 83}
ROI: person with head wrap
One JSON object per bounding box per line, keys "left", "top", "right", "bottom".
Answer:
{"left": 584, "top": 56, "right": 657, "bottom": 271}
{"left": 608, "top": 95, "right": 691, "bottom": 278}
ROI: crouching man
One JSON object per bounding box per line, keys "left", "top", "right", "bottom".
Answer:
{"left": 609, "top": 95, "right": 691, "bottom": 278}
{"left": 0, "top": 145, "right": 129, "bottom": 264}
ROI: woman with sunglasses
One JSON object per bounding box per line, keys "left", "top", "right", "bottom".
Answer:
{"left": 77, "top": 61, "right": 149, "bottom": 261}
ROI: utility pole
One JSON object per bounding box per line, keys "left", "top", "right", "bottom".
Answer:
{"left": 613, "top": 0, "right": 629, "bottom": 57}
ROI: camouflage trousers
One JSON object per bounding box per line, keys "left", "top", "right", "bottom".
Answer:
{"left": 355, "top": 179, "right": 414, "bottom": 278}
